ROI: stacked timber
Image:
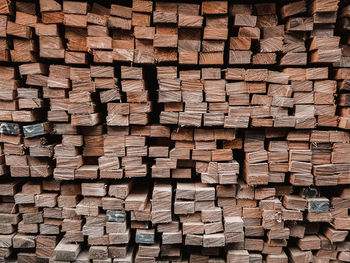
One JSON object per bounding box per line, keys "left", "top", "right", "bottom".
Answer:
{"left": 94, "top": 66, "right": 120, "bottom": 106}
{"left": 309, "top": 0, "right": 341, "bottom": 64}
{"left": 336, "top": 2, "right": 350, "bottom": 130}
{"left": 337, "top": 68, "right": 350, "bottom": 129}
{"left": 158, "top": 66, "right": 337, "bottom": 128}
{"left": 87, "top": 3, "right": 112, "bottom": 64}
{"left": 0, "top": 0, "right": 10, "bottom": 62}
{"left": 228, "top": 0, "right": 341, "bottom": 66}
{"left": 110, "top": 2, "right": 132, "bottom": 63}
{"left": 132, "top": 0, "right": 154, "bottom": 64}
{"left": 1, "top": 0, "right": 350, "bottom": 262}
{"left": 1, "top": 130, "right": 350, "bottom": 261}
{"left": 337, "top": 1, "right": 350, "bottom": 67}
{"left": 242, "top": 128, "right": 350, "bottom": 187}
{"left": 200, "top": 1, "right": 227, "bottom": 65}
{"left": 47, "top": 64, "right": 70, "bottom": 124}
{"left": 284, "top": 67, "right": 338, "bottom": 128}
{"left": 104, "top": 66, "right": 153, "bottom": 179}
{"left": 63, "top": 1, "right": 89, "bottom": 63}
{"left": 280, "top": 0, "right": 309, "bottom": 66}
{"left": 153, "top": 2, "right": 177, "bottom": 63}
{"left": 164, "top": 127, "right": 238, "bottom": 183}
{"left": 0, "top": 0, "right": 345, "bottom": 66}
{"left": 8, "top": 2, "right": 37, "bottom": 63}
{"left": 229, "top": 3, "right": 259, "bottom": 65}
{"left": 53, "top": 65, "right": 103, "bottom": 181}
{"left": 1, "top": 62, "right": 54, "bottom": 179}
{"left": 69, "top": 67, "right": 101, "bottom": 127}
{"left": 106, "top": 66, "right": 146, "bottom": 126}
{"left": 178, "top": 3, "right": 202, "bottom": 65}
{"left": 0, "top": 66, "right": 17, "bottom": 177}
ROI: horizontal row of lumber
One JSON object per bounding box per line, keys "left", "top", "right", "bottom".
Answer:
{"left": 2, "top": 126, "right": 350, "bottom": 187}
{"left": 0, "top": 0, "right": 349, "bottom": 65}
{"left": 1, "top": 176, "right": 350, "bottom": 262}
{"left": 2, "top": 64, "right": 350, "bottom": 129}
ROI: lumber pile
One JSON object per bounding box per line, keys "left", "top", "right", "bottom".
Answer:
{"left": 158, "top": 66, "right": 337, "bottom": 128}
{"left": 1, "top": 0, "right": 350, "bottom": 262}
